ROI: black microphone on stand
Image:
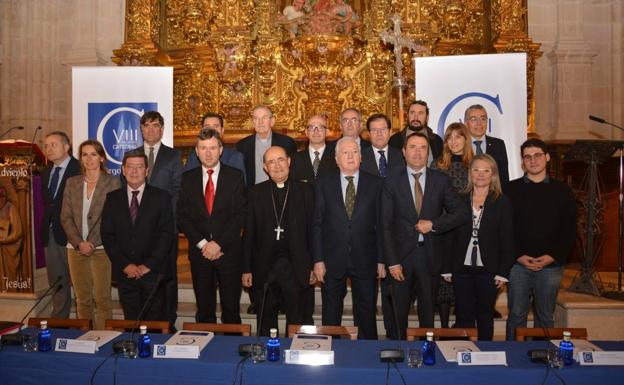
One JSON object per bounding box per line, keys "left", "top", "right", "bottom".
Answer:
{"left": 30, "top": 126, "right": 42, "bottom": 145}
{"left": 112, "top": 274, "right": 166, "bottom": 358}
{"left": 0, "top": 276, "right": 63, "bottom": 347}
{"left": 589, "top": 115, "right": 624, "bottom": 131}
{"left": 239, "top": 282, "right": 270, "bottom": 357}
{"left": 379, "top": 282, "right": 405, "bottom": 362}
{"left": 0, "top": 126, "right": 24, "bottom": 139}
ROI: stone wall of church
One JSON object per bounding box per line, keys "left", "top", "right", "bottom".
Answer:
{"left": 0, "top": 0, "right": 125, "bottom": 145}
{"left": 0, "top": 0, "right": 622, "bottom": 144}
{"left": 529, "top": 0, "right": 623, "bottom": 140}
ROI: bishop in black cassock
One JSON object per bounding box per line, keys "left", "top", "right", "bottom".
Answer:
{"left": 242, "top": 146, "right": 315, "bottom": 336}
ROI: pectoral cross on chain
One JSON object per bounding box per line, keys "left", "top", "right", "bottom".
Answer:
{"left": 275, "top": 226, "right": 284, "bottom": 240}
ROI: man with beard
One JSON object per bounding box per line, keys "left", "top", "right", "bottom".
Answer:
{"left": 242, "top": 146, "right": 315, "bottom": 336}
{"left": 388, "top": 100, "right": 443, "bottom": 165}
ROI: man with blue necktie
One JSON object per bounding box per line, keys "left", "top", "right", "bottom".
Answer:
{"left": 41, "top": 131, "right": 81, "bottom": 318}
{"left": 465, "top": 104, "right": 509, "bottom": 191}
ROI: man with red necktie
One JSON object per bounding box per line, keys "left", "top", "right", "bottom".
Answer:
{"left": 177, "top": 129, "right": 247, "bottom": 324}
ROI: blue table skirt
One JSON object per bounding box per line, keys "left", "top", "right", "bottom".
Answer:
{"left": 1, "top": 329, "right": 622, "bottom": 385}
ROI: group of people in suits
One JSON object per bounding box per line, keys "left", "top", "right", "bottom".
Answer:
{"left": 39, "top": 100, "right": 576, "bottom": 341}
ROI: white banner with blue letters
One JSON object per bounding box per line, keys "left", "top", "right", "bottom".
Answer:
{"left": 72, "top": 67, "right": 174, "bottom": 176}
{"left": 415, "top": 53, "right": 527, "bottom": 180}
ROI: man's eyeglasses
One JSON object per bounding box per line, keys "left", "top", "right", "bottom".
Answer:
{"left": 306, "top": 125, "right": 327, "bottom": 132}
{"left": 522, "top": 153, "right": 545, "bottom": 162}
{"left": 467, "top": 116, "right": 488, "bottom": 123}
{"left": 341, "top": 117, "right": 359, "bottom": 124}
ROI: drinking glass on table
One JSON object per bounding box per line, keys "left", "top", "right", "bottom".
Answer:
{"left": 408, "top": 348, "right": 423, "bottom": 368}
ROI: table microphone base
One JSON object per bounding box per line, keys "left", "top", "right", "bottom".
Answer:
{"left": 380, "top": 349, "right": 405, "bottom": 363}
{"left": 238, "top": 343, "right": 262, "bottom": 357}
{"left": 112, "top": 340, "right": 137, "bottom": 358}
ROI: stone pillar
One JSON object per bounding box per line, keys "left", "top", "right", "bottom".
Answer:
{"left": 547, "top": 0, "right": 598, "bottom": 140}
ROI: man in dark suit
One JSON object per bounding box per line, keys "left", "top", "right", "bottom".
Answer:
{"left": 464, "top": 104, "right": 509, "bottom": 190}
{"left": 359, "top": 113, "right": 405, "bottom": 337}
{"left": 381, "top": 133, "right": 469, "bottom": 339}
{"left": 313, "top": 138, "right": 384, "bottom": 340}
{"left": 101, "top": 150, "right": 173, "bottom": 321}
{"left": 290, "top": 114, "right": 338, "bottom": 184}
{"left": 388, "top": 100, "right": 443, "bottom": 164}
{"left": 327, "top": 108, "right": 371, "bottom": 152}
{"left": 360, "top": 113, "right": 405, "bottom": 177}
{"left": 242, "top": 146, "right": 315, "bottom": 336}
{"left": 183, "top": 112, "right": 246, "bottom": 181}
{"left": 290, "top": 114, "right": 337, "bottom": 324}
{"left": 41, "top": 131, "right": 81, "bottom": 318}
{"left": 133, "top": 111, "right": 182, "bottom": 326}
{"left": 177, "top": 129, "right": 246, "bottom": 324}
{"left": 236, "top": 105, "right": 297, "bottom": 187}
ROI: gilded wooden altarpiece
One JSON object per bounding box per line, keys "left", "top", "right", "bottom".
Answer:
{"left": 113, "top": 0, "right": 541, "bottom": 148}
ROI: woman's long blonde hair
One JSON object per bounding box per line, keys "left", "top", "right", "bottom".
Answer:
{"left": 464, "top": 154, "right": 502, "bottom": 199}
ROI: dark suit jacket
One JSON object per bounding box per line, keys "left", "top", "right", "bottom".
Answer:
{"left": 243, "top": 180, "right": 314, "bottom": 287}
{"left": 40, "top": 156, "right": 81, "bottom": 246}
{"left": 236, "top": 132, "right": 297, "bottom": 187}
{"left": 446, "top": 193, "right": 514, "bottom": 278}
{"left": 101, "top": 184, "right": 174, "bottom": 281}
{"left": 381, "top": 168, "right": 469, "bottom": 275}
{"left": 177, "top": 164, "right": 246, "bottom": 263}
{"left": 360, "top": 146, "right": 405, "bottom": 177}
{"left": 483, "top": 136, "right": 509, "bottom": 190}
{"left": 134, "top": 144, "right": 182, "bottom": 218}
{"left": 183, "top": 146, "right": 247, "bottom": 183}
{"left": 388, "top": 126, "right": 443, "bottom": 160}
{"left": 290, "top": 146, "right": 338, "bottom": 184}
{"left": 312, "top": 171, "right": 383, "bottom": 279}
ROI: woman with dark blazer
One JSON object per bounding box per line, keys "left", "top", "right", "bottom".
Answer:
{"left": 61, "top": 140, "right": 120, "bottom": 329}
{"left": 431, "top": 122, "right": 473, "bottom": 328}
{"left": 444, "top": 154, "right": 514, "bottom": 340}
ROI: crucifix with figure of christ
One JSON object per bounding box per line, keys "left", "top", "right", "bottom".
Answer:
{"left": 380, "top": 14, "right": 427, "bottom": 129}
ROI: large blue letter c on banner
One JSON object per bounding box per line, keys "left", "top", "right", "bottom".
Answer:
{"left": 436, "top": 92, "right": 503, "bottom": 137}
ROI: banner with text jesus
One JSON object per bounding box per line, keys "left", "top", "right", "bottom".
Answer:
{"left": 415, "top": 53, "right": 527, "bottom": 180}
{"left": 72, "top": 67, "right": 173, "bottom": 176}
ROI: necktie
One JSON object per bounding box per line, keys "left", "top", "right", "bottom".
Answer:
{"left": 205, "top": 169, "right": 215, "bottom": 215}
{"left": 413, "top": 172, "right": 423, "bottom": 215}
{"left": 312, "top": 151, "right": 320, "bottom": 178}
{"left": 378, "top": 150, "right": 387, "bottom": 177}
{"left": 471, "top": 244, "right": 478, "bottom": 266}
{"left": 130, "top": 190, "right": 139, "bottom": 224}
{"left": 48, "top": 166, "right": 61, "bottom": 198}
{"left": 345, "top": 176, "right": 355, "bottom": 220}
{"left": 474, "top": 140, "right": 484, "bottom": 155}
{"left": 148, "top": 146, "right": 155, "bottom": 178}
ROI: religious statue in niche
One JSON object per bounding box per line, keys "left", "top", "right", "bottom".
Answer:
{"left": 221, "top": 43, "right": 240, "bottom": 80}
{"left": 277, "top": 0, "right": 360, "bottom": 38}
{"left": 0, "top": 184, "right": 23, "bottom": 292}
{"left": 279, "top": 0, "right": 307, "bottom": 38}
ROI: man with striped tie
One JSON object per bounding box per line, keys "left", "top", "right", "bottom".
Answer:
{"left": 101, "top": 150, "right": 173, "bottom": 321}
